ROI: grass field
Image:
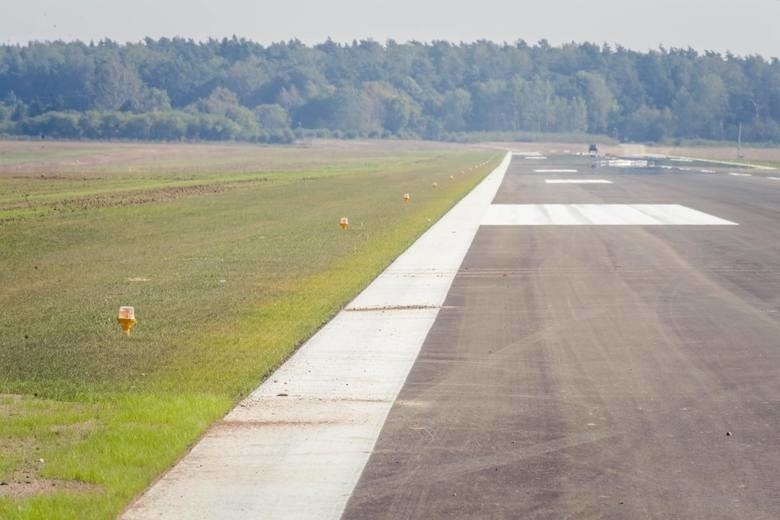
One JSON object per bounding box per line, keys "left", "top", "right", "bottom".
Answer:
{"left": 0, "top": 139, "right": 500, "bottom": 519}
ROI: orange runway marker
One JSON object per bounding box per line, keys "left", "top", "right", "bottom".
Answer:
{"left": 117, "top": 306, "right": 136, "bottom": 336}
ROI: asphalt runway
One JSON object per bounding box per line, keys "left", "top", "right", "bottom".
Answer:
{"left": 342, "top": 157, "right": 780, "bottom": 519}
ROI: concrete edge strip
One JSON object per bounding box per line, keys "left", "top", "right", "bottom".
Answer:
{"left": 121, "top": 152, "right": 512, "bottom": 520}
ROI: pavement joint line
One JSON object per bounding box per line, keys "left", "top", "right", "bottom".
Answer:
{"left": 121, "top": 152, "right": 513, "bottom": 520}
{"left": 344, "top": 304, "right": 440, "bottom": 312}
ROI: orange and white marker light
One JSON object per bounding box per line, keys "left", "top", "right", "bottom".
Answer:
{"left": 339, "top": 217, "right": 349, "bottom": 230}
{"left": 117, "top": 306, "right": 136, "bottom": 336}
{"left": 432, "top": 182, "right": 438, "bottom": 188}
{"left": 403, "top": 193, "right": 411, "bottom": 203}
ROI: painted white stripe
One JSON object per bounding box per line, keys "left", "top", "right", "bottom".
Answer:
{"left": 545, "top": 179, "right": 612, "bottom": 184}
{"left": 481, "top": 204, "right": 738, "bottom": 226}
{"left": 730, "top": 172, "right": 752, "bottom": 177}
{"left": 524, "top": 156, "right": 548, "bottom": 160}
{"left": 122, "top": 153, "right": 513, "bottom": 520}
{"left": 535, "top": 169, "right": 578, "bottom": 173}
{"left": 769, "top": 177, "right": 780, "bottom": 181}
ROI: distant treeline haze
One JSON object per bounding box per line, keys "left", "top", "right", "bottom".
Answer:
{"left": 1, "top": 38, "right": 778, "bottom": 143}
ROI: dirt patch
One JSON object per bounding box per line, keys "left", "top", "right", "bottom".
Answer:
{"left": 1, "top": 182, "right": 244, "bottom": 218}
{"left": 0, "top": 394, "right": 25, "bottom": 414}
{"left": 52, "top": 183, "right": 231, "bottom": 210}
{"left": 0, "top": 478, "right": 101, "bottom": 498}
{"left": 50, "top": 419, "right": 98, "bottom": 438}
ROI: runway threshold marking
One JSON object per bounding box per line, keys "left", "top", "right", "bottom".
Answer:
{"left": 545, "top": 179, "right": 612, "bottom": 184}
{"left": 122, "top": 155, "right": 513, "bottom": 520}
{"left": 482, "top": 204, "right": 738, "bottom": 226}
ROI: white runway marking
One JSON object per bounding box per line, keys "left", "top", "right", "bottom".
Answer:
{"left": 545, "top": 179, "right": 612, "bottom": 184}
{"left": 482, "top": 204, "right": 738, "bottom": 226}
{"left": 525, "top": 156, "right": 548, "bottom": 160}
{"left": 729, "top": 172, "right": 752, "bottom": 177}
{"left": 769, "top": 177, "right": 780, "bottom": 181}
{"left": 535, "top": 169, "right": 578, "bottom": 173}
{"left": 123, "top": 155, "right": 513, "bottom": 520}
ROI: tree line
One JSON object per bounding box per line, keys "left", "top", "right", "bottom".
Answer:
{"left": 0, "top": 37, "right": 778, "bottom": 143}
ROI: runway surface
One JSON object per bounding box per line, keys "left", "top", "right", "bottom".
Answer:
{"left": 342, "top": 157, "right": 780, "bottom": 519}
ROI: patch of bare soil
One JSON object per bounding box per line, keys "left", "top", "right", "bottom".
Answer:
{"left": 0, "top": 394, "right": 25, "bottom": 414}
{"left": 0, "top": 477, "right": 101, "bottom": 498}
{"left": 51, "top": 183, "right": 231, "bottom": 210}
{"left": 1, "top": 181, "right": 253, "bottom": 218}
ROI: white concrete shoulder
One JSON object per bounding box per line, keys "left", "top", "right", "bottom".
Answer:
{"left": 122, "top": 152, "right": 512, "bottom": 520}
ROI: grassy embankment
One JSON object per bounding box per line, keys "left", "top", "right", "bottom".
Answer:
{"left": 0, "top": 140, "right": 500, "bottom": 519}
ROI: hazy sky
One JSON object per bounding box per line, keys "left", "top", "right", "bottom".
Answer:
{"left": 2, "top": 0, "right": 778, "bottom": 58}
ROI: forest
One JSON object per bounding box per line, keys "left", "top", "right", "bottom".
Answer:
{"left": 0, "top": 37, "right": 778, "bottom": 144}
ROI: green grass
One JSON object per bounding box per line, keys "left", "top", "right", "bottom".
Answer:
{"left": 0, "top": 140, "right": 500, "bottom": 518}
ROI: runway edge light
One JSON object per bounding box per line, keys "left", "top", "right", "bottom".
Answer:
{"left": 118, "top": 306, "right": 136, "bottom": 336}
{"left": 339, "top": 217, "right": 349, "bottom": 230}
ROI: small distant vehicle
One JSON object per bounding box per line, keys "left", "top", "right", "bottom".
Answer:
{"left": 588, "top": 144, "right": 599, "bottom": 156}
